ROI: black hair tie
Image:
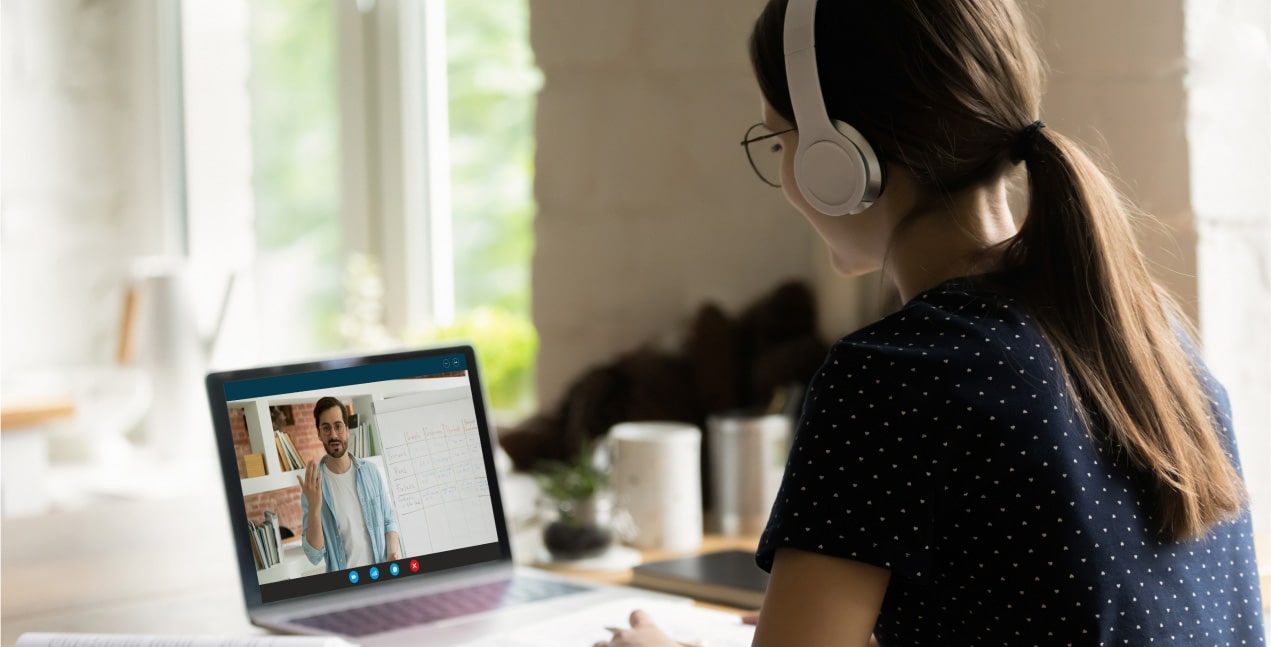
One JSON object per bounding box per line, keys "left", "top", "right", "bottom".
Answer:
{"left": 1010, "top": 120, "right": 1047, "bottom": 164}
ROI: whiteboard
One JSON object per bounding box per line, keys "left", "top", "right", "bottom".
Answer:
{"left": 371, "top": 386, "right": 498, "bottom": 557}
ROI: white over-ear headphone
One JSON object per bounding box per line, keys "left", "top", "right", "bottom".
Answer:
{"left": 783, "top": 0, "right": 885, "bottom": 216}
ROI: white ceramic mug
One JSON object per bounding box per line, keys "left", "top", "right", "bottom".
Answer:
{"left": 608, "top": 421, "right": 703, "bottom": 552}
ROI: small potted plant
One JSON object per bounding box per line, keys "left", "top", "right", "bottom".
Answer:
{"left": 534, "top": 444, "right": 614, "bottom": 561}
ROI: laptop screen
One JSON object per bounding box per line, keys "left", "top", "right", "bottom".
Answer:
{"left": 207, "top": 346, "right": 511, "bottom": 605}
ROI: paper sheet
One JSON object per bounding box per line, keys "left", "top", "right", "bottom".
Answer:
{"left": 15, "top": 635, "right": 354, "bottom": 647}
{"left": 457, "top": 597, "right": 756, "bottom": 647}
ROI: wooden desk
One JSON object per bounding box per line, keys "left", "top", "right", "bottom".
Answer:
{"left": 1, "top": 487, "right": 259, "bottom": 647}
{"left": 535, "top": 536, "right": 760, "bottom": 615}
{"left": 1, "top": 485, "right": 755, "bottom": 646}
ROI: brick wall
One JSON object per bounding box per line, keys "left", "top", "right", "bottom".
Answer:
{"left": 232, "top": 400, "right": 362, "bottom": 475}
{"left": 230, "top": 407, "right": 250, "bottom": 479}
{"left": 244, "top": 486, "right": 304, "bottom": 537}
{"left": 278, "top": 402, "right": 327, "bottom": 465}
{"left": 239, "top": 400, "right": 364, "bottom": 536}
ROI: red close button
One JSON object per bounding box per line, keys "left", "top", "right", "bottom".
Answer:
{"left": 409, "top": 559, "right": 420, "bottom": 573}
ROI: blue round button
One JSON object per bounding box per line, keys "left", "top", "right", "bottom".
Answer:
{"left": 348, "top": 570, "right": 360, "bottom": 584}
{"left": 369, "top": 566, "right": 380, "bottom": 580}
{"left": 389, "top": 563, "right": 400, "bottom": 576}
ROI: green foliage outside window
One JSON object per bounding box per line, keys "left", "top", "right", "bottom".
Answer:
{"left": 446, "top": 0, "right": 542, "bottom": 316}
{"left": 418, "top": 0, "right": 543, "bottom": 416}
{"left": 407, "top": 307, "right": 539, "bottom": 417}
{"left": 250, "top": 0, "right": 541, "bottom": 413}
{"left": 249, "top": 0, "right": 343, "bottom": 352}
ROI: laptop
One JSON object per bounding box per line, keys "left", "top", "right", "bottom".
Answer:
{"left": 206, "top": 344, "right": 688, "bottom": 645}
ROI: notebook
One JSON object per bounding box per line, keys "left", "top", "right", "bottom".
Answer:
{"left": 630, "top": 550, "right": 768, "bottom": 609}
{"left": 206, "top": 344, "right": 688, "bottom": 646}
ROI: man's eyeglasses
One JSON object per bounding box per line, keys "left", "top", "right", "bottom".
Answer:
{"left": 740, "top": 122, "right": 796, "bottom": 187}
{"left": 319, "top": 421, "right": 347, "bottom": 436}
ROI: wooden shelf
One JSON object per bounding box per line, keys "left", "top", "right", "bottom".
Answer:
{"left": 1, "top": 396, "right": 75, "bottom": 430}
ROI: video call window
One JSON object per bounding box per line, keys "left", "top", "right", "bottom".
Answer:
{"left": 226, "top": 370, "right": 499, "bottom": 588}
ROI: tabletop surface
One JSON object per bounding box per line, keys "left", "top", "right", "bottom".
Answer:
{"left": 1, "top": 478, "right": 756, "bottom": 647}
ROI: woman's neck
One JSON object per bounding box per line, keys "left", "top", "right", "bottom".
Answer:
{"left": 885, "top": 180, "right": 1019, "bottom": 302}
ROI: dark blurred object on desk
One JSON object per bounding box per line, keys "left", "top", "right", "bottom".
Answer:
{"left": 630, "top": 549, "right": 769, "bottom": 609}
{"left": 499, "top": 280, "right": 826, "bottom": 508}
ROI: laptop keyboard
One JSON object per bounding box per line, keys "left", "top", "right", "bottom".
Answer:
{"left": 291, "top": 577, "right": 592, "bottom": 637}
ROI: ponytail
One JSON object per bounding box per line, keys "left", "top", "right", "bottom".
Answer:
{"left": 749, "top": 0, "right": 1247, "bottom": 541}
{"left": 1001, "top": 128, "right": 1245, "bottom": 540}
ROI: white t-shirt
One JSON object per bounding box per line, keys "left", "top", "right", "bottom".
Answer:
{"left": 324, "top": 463, "right": 375, "bottom": 569}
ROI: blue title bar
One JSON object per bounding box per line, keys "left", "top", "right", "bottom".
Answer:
{"left": 223, "top": 354, "right": 468, "bottom": 401}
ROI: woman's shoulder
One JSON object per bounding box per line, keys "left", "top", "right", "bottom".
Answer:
{"left": 830, "top": 276, "right": 1041, "bottom": 367}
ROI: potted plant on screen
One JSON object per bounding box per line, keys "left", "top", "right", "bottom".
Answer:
{"left": 534, "top": 444, "right": 614, "bottom": 561}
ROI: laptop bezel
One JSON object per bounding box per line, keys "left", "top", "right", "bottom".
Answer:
{"left": 205, "top": 343, "right": 515, "bottom": 612}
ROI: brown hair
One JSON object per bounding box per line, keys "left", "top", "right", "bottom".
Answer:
{"left": 749, "top": 0, "right": 1244, "bottom": 539}
{"left": 313, "top": 396, "right": 347, "bottom": 429}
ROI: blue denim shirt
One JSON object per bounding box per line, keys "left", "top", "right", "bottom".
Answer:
{"left": 301, "top": 454, "right": 400, "bottom": 572}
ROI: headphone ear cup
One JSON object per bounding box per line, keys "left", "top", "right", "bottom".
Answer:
{"left": 792, "top": 121, "right": 885, "bottom": 216}
{"left": 831, "top": 120, "right": 885, "bottom": 208}
{"left": 793, "top": 136, "right": 864, "bottom": 215}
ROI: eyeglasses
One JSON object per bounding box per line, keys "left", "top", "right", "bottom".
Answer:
{"left": 740, "top": 122, "right": 796, "bottom": 187}
{"left": 318, "top": 420, "right": 346, "bottom": 436}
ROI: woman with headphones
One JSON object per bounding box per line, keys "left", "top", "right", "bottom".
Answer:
{"left": 597, "top": 0, "right": 1264, "bottom": 645}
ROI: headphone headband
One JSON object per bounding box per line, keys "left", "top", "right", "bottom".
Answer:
{"left": 782, "top": 0, "right": 830, "bottom": 141}
{"left": 782, "top": 0, "right": 884, "bottom": 216}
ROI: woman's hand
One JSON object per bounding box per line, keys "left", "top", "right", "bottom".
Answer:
{"left": 592, "top": 610, "right": 682, "bottom": 647}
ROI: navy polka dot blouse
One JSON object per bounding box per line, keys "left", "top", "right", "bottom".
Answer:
{"left": 757, "top": 277, "right": 1265, "bottom": 645}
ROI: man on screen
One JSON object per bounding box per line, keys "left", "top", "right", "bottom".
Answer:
{"left": 299, "top": 396, "right": 402, "bottom": 572}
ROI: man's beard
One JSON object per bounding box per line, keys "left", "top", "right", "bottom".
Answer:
{"left": 325, "top": 440, "right": 347, "bottom": 458}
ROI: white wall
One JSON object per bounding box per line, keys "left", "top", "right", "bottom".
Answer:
{"left": 528, "top": 0, "right": 1268, "bottom": 412}
{"left": 4, "top": 0, "right": 1264, "bottom": 488}
{"left": 528, "top": 0, "right": 877, "bottom": 408}
{"left": 2, "top": 0, "right": 176, "bottom": 371}
{"left": 1186, "top": 0, "right": 1271, "bottom": 537}
{"left": 1028, "top": 0, "right": 1201, "bottom": 317}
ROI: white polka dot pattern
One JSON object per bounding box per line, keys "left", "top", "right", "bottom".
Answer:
{"left": 756, "top": 279, "right": 1265, "bottom": 645}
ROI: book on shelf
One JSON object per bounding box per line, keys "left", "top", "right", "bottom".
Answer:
{"left": 252, "top": 523, "right": 265, "bottom": 567}
{"left": 243, "top": 453, "right": 266, "bottom": 478}
{"left": 272, "top": 434, "right": 291, "bottom": 472}
{"left": 275, "top": 431, "right": 292, "bottom": 470}
{"left": 247, "top": 521, "right": 265, "bottom": 569}
{"left": 248, "top": 527, "right": 263, "bottom": 569}
{"left": 348, "top": 423, "right": 371, "bottom": 458}
{"left": 261, "top": 525, "right": 273, "bottom": 566}
{"left": 630, "top": 549, "right": 768, "bottom": 609}
{"left": 282, "top": 430, "right": 305, "bottom": 469}
{"left": 348, "top": 422, "right": 377, "bottom": 458}
{"left": 264, "top": 511, "right": 282, "bottom": 566}
{"left": 248, "top": 513, "right": 284, "bottom": 570}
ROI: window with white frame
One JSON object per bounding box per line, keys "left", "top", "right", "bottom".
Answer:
{"left": 181, "top": 0, "right": 541, "bottom": 415}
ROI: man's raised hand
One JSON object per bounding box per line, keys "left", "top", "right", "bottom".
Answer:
{"left": 299, "top": 460, "right": 322, "bottom": 507}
